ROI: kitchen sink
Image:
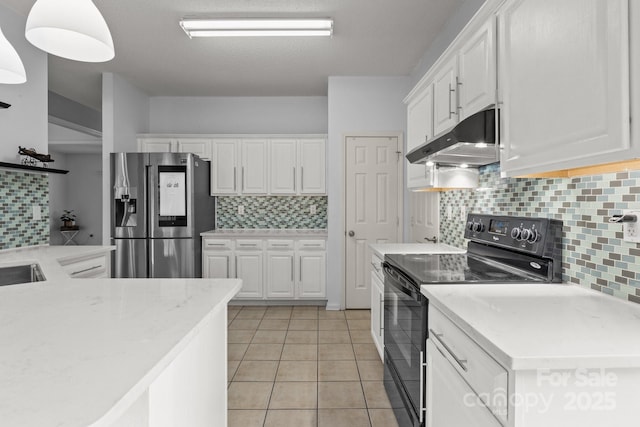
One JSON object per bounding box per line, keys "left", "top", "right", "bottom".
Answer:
{"left": 0, "top": 264, "right": 46, "bottom": 286}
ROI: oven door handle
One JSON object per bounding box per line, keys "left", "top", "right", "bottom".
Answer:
{"left": 385, "top": 276, "right": 419, "bottom": 300}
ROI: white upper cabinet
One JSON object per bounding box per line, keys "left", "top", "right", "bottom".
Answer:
{"left": 499, "top": 0, "right": 630, "bottom": 176}
{"left": 407, "top": 84, "right": 435, "bottom": 189}
{"left": 299, "top": 139, "right": 326, "bottom": 194}
{"left": 138, "top": 138, "right": 176, "bottom": 153}
{"left": 240, "top": 139, "right": 268, "bottom": 194}
{"left": 176, "top": 138, "right": 212, "bottom": 160}
{"left": 270, "top": 139, "right": 297, "bottom": 194}
{"left": 458, "top": 19, "right": 496, "bottom": 121}
{"left": 433, "top": 56, "right": 459, "bottom": 137}
{"left": 211, "top": 138, "right": 239, "bottom": 195}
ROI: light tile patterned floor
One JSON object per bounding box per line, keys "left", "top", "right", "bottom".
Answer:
{"left": 227, "top": 305, "right": 399, "bottom": 427}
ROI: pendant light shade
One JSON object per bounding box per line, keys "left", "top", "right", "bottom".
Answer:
{"left": 0, "top": 26, "right": 26, "bottom": 84}
{"left": 25, "top": 0, "right": 114, "bottom": 62}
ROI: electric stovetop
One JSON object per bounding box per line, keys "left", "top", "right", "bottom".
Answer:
{"left": 384, "top": 252, "right": 544, "bottom": 285}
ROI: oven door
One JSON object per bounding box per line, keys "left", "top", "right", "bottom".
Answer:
{"left": 383, "top": 262, "right": 427, "bottom": 427}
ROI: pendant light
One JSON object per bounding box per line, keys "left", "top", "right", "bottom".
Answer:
{"left": 0, "top": 26, "right": 26, "bottom": 84}
{"left": 25, "top": 0, "right": 114, "bottom": 63}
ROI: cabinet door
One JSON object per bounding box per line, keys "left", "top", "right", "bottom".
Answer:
{"left": 297, "top": 251, "right": 326, "bottom": 298}
{"left": 269, "top": 139, "right": 297, "bottom": 194}
{"left": 211, "top": 139, "right": 239, "bottom": 195}
{"left": 241, "top": 139, "right": 268, "bottom": 194}
{"left": 202, "top": 252, "right": 232, "bottom": 278}
{"left": 433, "top": 56, "right": 459, "bottom": 136}
{"left": 458, "top": 19, "right": 496, "bottom": 120}
{"left": 426, "top": 340, "right": 502, "bottom": 427}
{"left": 266, "top": 252, "right": 295, "bottom": 298}
{"left": 407, "top": 85, "right": 435, "bottom": 189}
{"left": 299, "top": 139, "right": 326, "bottom": 194}
{"left": 235, "top": 252, "right": 264, "bottom": 298}
{"left": 499, "top": 0, "right": 630, "bottom": 176}
{"left": 370, "top": 272, "right": 384, "bottom": 360}
{"left": 138, "top": 138, "right": 175, "bottom": 153}
{"left": 177, "top": 139, "right": 212, "bottom": 160}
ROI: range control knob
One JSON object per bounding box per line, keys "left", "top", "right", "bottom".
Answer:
{"left": 526, "top": 229, "right": 538, "bottom": 243}
{"left": 473, "top": 222, "right": 484, "bottom": 232}
{"left": 510, "top": 227, "right": 522, "bottom": 240}
{"left": 467, "top": 221, "right": 474, "bottom": 231}
{"left": 520, "top": 228, "right": 531, "bottom": 242}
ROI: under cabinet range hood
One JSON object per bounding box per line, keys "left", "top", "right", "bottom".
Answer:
{"left": 406, "top": 109, "right": 497, "bottom": 167}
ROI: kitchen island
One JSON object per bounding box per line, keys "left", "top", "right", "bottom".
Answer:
{"left": 0, "top": 245, "right": 241, "bottom": 427}
{"left": 422, "top": 283, "right": 640, "bottom": 427}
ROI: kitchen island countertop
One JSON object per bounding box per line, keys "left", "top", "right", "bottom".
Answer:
{"left": 0, "top": 245, "right": 241, "bottom": 426}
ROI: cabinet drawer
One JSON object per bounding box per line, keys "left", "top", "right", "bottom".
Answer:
{"left": 297, "top": 240, "right": 325, "bottom": 250}
{"left": 203, "top": 239, "right": 233, "bottom": 250}
{"left": 60, "top": 254, "right": 108, "bottom": 278}
{"left": 266, "top": 239, "right": 294, "bottom": 250}
{"left": 235, "top": 239, "right": 263, "bottom": 250}
{"left": 429, "top": 306, "right": 508, "bottom": 424}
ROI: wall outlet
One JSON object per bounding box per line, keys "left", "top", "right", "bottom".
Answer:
{"left": 310, "top": 204, "right": 317, "bottom": 215}
{"left": 237, "top": 205, "right": 245, "bottom": 215}
{"left": 447, "top": 205, "right": 453, "bottom": 220}
{"left": 623, "top": 210, "right": 640, "bottom": 243}
{"left": 32, "top": 205, "right": 41, "bottom": 221}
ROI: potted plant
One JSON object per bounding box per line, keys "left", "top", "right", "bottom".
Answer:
{"left": 60, "top": 210, "right": 77, "bottom": 229}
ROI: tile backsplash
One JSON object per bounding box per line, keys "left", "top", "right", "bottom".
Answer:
{"left": 217, "top": 196, "right": 327, "bottom": 229}
{"left": 439, "top": 163, "right": 640, "bottom": 305}
{"left": 0, "top": 170, "right": 49, "bottom": 249}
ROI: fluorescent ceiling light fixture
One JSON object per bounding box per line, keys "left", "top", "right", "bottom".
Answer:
{"left": 0, "top": 26, "right": 26, "bottom": 84}
{"left": 180, "top": 18, "right": 333, "bottom": 37}
{"left": 25, "top": 0, "right": 114, "bottom": 62}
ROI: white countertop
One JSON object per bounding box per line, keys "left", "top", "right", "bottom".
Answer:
{"left": 0, "top": 245, "right": 116, "bottom": 280}
{"left": 369, "top": 242, "right": 465, "bottom": 258}
{"left": 0, "top": 246, "right": 242, "bottom": 427}
{"left": 422, "top": 283, "right": 640, "bottom": 370}
{"left": 202, "top": 228, "right": 327, "bottom": 238}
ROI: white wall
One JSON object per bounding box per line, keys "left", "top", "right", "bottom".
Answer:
{"left": 102, "top": 73, "right": 150, "bottom": 244}
{"left": 326, "top": 76, "right": 410, "bottom": 310}
{"left": 0, "top": 4, "right": 47, "bottom": 162}
{"left": 49, "top": 153, "right": 102, "bottom": 245}
{"left": 149, "top": 96, "right": 328, "bottom": 134}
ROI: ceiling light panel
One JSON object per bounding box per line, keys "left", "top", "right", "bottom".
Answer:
{"left": 180, "top": 18, "right": 333, "bottom": 37}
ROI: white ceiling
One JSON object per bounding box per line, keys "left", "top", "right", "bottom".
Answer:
{"left": 2, "top": 0, "right": 465, "bottom": 110}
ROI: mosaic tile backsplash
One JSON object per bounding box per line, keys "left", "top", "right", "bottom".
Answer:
{"left": 217, "top": 196, "right": 327, "bottom": 229}
{"left": 0, "top": 170, "right": 49, "bottom": 249}
{"left": 439, "top": 163, "right": 640, "bottom": 305}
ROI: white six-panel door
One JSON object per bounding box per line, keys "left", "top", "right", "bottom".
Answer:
{"left": 345, "top": 136, "right": 400, "bottom": 309}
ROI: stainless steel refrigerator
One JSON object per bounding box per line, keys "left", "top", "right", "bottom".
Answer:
{"left": 110, "top": 152, "right": 215, "bottom": 278}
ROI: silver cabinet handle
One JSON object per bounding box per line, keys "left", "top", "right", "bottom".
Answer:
{"left": 241, "top": 166, "right": 245, "bottom": 192}
{"left": 293, "top": 167, "right": 296, "bottom": 192}
{"left": 456, "top": 76, "right": 462, "bottom": 112}
{"left": 419, "top": 350, "right": 427, "bottom": 423}
{"left": 290, "top": 256, "right": 294, "bottom": 282}
{"left": 301, "top": 166, "right": 304, "bottom": 190}
{"left": 299, "top": 256, "right": 302, "bottom": 281}
{"left": 430, "top": 329, "right": 468, "bottom": 371}
{"left": 449, "top": 82, "right": 457, "bottom": 117}
{"left": 71, "top": 265, "right": 102, "bottom": 276}
{"left": 226, "top": 255, "right": 230, "bottom": 279}
{"left": 379, "top": 294, "right": 384, "bottom": 334}
{"left": 234, "top": 256, "right": 238, "bottom": 279}
{"left": 233, "top": 166, "right": 237, "bottom": 192}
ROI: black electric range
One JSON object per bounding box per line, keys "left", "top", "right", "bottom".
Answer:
{"left": 382, "top": 213, "right": 563, "bottom": 427}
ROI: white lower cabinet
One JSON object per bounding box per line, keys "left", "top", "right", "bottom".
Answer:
{"left": 58, "top": 251, "right": 111, "bottom": 278}
{"left": 427, "top": 340, "right": 502, "bottom": 427}
{"left": 203, "top": 236, "right": 326, "bottom": 301}
{"left": 370, "top": 254, "right": 384, "bottom": 360}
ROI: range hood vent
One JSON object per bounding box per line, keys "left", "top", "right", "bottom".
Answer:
{"left": 406, "top": 109, "right": 497, "bottom": 167}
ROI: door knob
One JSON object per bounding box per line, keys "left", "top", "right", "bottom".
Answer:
{"left": 348, "top": 230, "right": 355, "bottom": 237}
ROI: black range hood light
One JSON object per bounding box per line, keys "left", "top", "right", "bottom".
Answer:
{"left": 406, "top": 109, "right": 497, "bottom": 167}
